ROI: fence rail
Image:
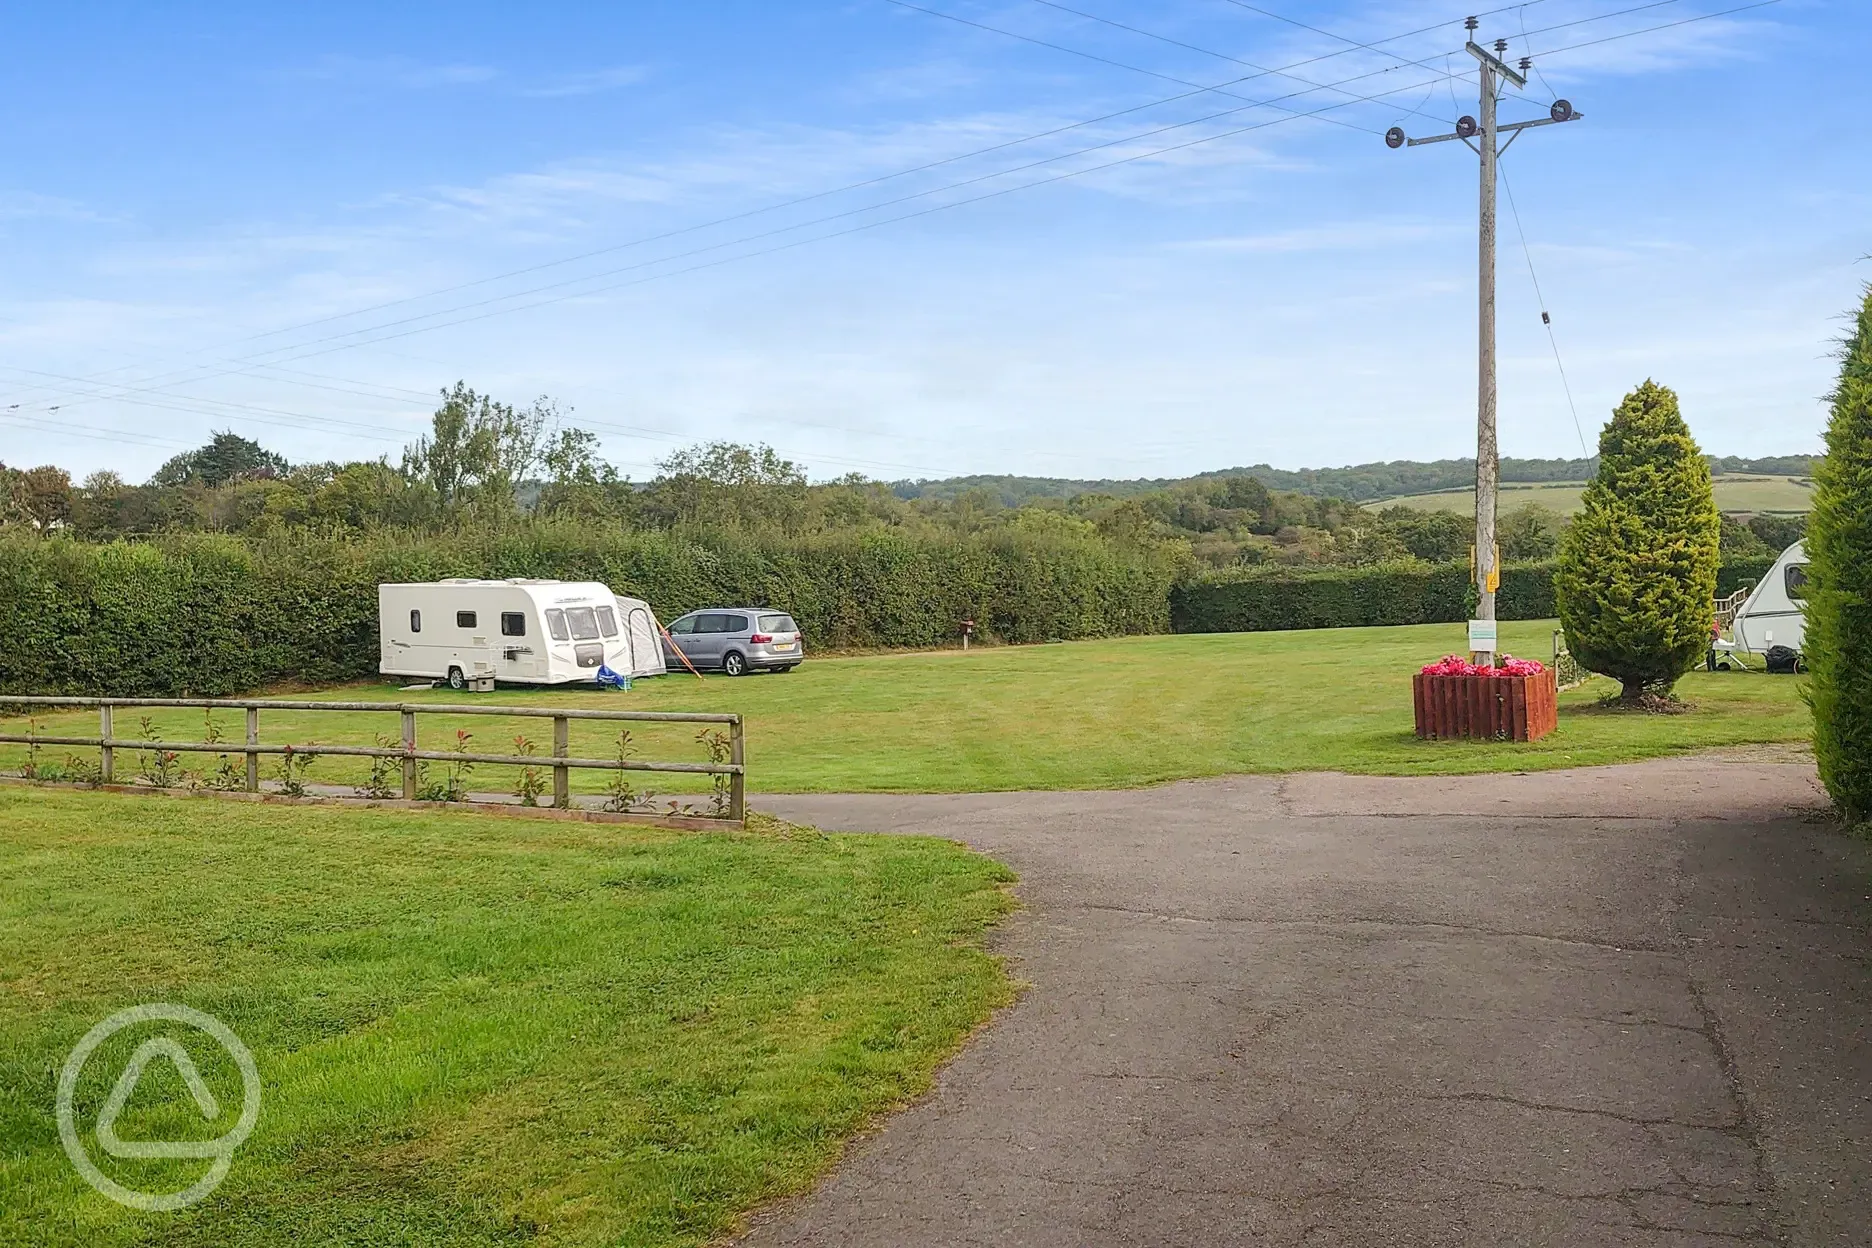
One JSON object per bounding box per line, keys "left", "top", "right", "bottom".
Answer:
{"left": 0, "top": 696, "right": 744, "bottom": 822}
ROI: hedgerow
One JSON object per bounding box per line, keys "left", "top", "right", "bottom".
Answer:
{"left": 1805, "top": 285, "right": 1872, "bottom": 827}
{"left": 1171, "top": 555, "right": 1778, "bottom": 636}
{"left": 0, "top": 525, "right": 1175, "bottom": 696}
{"left": 0, "top": 526, "right": 1790, "bottom": 697}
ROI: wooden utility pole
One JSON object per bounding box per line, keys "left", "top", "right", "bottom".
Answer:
{"left": 1475, "top": 36, "right": 1501, "bottom": 664}
{"left": 1384, "top": 19, "right": 1582, "bottom": 666}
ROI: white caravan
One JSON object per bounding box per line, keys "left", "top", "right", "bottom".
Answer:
{"left": 1711, "top": 541, "right": 1807, "bottom": 666}
{"left": 379, "top": 579, "right": 667, "bottom": 690}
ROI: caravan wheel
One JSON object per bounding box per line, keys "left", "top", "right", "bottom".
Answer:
{"left": 447, "top": 666, "right": 467, "bottom": 691}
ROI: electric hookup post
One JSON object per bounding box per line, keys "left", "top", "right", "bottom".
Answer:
{"left": 1384, "top": 18, "right": 1583, "bottom": 665}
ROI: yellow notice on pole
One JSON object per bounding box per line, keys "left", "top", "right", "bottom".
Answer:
{"left": 1470, "top": 545, "right": 1501, "bottom": 593}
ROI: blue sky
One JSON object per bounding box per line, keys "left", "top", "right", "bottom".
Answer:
{"left": 0, "top": 0, "right": 1862, "bottom": 483}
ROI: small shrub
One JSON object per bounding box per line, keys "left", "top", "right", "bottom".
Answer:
{"left": 600, "top": 730, "right": 653, "bottom": 814}
{"left": 696, "top": 728, "right": 734, "bottom": 819}
{"left": 356, "top": 732, "right": 401, "bottom": 800}
{"left": 61, "top": 753, "right": 102, "bottom": 785}
{"left": 274, "top": 744, "right": 317, "bottom": 798}
{"left": 416, "top": 728, "right": 474, "bottom": 802}
{"left": 17, "top": 716, "right": 44, "bottom": 780}
{"left": 512, "top": 734, "right": 546, "bottom": 807}
{"left": 134, "top": 715, "right": 183, "bottom": 787}
{"left": 194, "top": 710, "right": 246, "bottom": 791}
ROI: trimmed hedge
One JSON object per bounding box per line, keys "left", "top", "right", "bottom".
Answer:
{"left": 0, "top": 527, "right": 1174, "bottom": 696}
{"left": 0, "top": 530, "right": 1789, "bottom": 696}
{"left": 1172, "top": 556, "right": 1781, "bottom": 635}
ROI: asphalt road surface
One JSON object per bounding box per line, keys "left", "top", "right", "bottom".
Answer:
{"left": 742, "top": 759, "right": 1871, "bottom": 1247}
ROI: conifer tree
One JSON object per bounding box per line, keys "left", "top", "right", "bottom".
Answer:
{"left": 1556, "top": 380, "right": 1721, "bottom": 703}
{"left": 1805, "top": 286, "right": 1872, "bottom": 827}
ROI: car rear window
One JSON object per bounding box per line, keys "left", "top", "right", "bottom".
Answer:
{"left": 565, "top": 607, "right": 601, "bottom": 641}
{"left": 759, "top": 613, "right": 798, "bottom": 633}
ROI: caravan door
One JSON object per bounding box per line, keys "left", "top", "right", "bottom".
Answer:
{"left": 496, "top": 608, "right": 546, "bottom": 681}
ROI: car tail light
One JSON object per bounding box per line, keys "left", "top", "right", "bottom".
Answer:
{"left": 749, "top": 633, "right": 772, "bottom": 644}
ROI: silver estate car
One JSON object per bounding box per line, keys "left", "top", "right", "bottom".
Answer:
{"left": 662, "top": 608, "right": 805, "bottom": 676}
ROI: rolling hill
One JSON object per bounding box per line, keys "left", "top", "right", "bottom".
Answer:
{"left": 891, "top": 455, "right": 1818, "bottom": 507}
{"left": 1368, "top": 474, "right": 1815, "bottom": 517}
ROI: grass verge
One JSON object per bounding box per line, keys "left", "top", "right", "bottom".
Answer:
{"left": 0, "top": 619, "right": 1812, "bottom": 794}
{"left": 0, "top": 789, "right": 1016, "bottom": 1247}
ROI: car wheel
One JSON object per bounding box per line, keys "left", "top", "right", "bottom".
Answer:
{"left": 447, "top": 666, "right": 467, "bottom": 690}
{"left": 777, "top": 665, "right": 797, "bottom": 673}
{"left": 722, "top": 651, "right": 747, "bottom": 677}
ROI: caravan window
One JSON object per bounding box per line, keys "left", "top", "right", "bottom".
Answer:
{"left": 410, "top": 609, "right": 422, "bottom": 633}
{"left": 500, "top": 612, "right": 526, "bottom": 637}
{"left": 545, "top": 609, "right": 570, "bottom": 641}
{"left": 456, "top": 611, "right": 477, "bottom": 629}
{"left": 596, "top": 606, "right": 618, "bottom": 638}
{"left": 1785, "top": 563, "right": 1809, "bottom": 600}
{"left": 565, "top": 607, "right": 601, "bottom": 640}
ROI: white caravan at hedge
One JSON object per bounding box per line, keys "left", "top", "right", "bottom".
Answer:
{"left": 379, "top": 579, "right": 666, "bottom": 690}
{"left": 1711, "top": 541, "right": 1807, "bottom": 666}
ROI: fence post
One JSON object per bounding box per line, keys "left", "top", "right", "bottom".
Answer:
{"left": 728, "top": 715, "right": 745, "bottom": 824}
{"left": 245, "top": 706, "right": 260, "bottom": 792}
{"left": 401, "top": 710, "right": 418, "bottom": 799}
{"left": 99, "top": 704, "right": 114, "bottom": 784}
{"left": 552, "top": 716, "right": 570, "bottom": 809}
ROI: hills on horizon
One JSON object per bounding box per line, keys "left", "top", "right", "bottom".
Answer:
{"left": 890, "top": 454, "right": 1819, "bottom": 507}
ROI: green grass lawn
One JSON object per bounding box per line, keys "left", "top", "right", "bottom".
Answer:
{"left": 1, "top": 620, "right": 1812, "bottom": 795}
{"left": 0, "top": 788, "right": 1015, "bottom": 1248}
{"left": 1369, "top": 475, "right": 1813, "bottom": 517}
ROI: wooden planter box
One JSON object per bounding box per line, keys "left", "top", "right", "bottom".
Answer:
{"left": 1413, "top": 669, "right": 1559, "bottom": 742}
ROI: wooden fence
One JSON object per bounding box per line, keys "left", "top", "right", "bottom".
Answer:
{"left": 0, "top": 697, "right": 744, "bottom": 824}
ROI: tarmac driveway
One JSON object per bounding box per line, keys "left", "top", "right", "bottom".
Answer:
{"left": 743, "top": 758, "right": 1872, "bottom": 1247}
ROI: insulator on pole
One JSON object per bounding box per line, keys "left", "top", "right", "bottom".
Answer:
{"left": 1465, "top": 15, "right": 1478, "bottom": 31}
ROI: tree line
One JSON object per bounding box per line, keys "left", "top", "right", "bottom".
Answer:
{"left": 2, "top": 380, "right": 1806, "bottom": 572}
{"left": 893, "top": 453, "right": 1818, "bottom": 506}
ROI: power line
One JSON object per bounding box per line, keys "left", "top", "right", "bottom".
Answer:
{"left": 14, "top": 0, "right": 1671, "bottom": 418}
{"left": 1498, "top": 165, "right": 1589, "bottom": 456}
{"left": 1525, "top": 0, "right": 1780, "bottom": 59}
{"left": 25, "top": 56, "right": 1471, "bottom": 422}
{"left": 11, "top": 0, "right": 1782, "bottom": 463}
{"left": 58, "top": 1, "right": 1506, "bottom": 396}
{"left": 888, "top": 0, "right": 1426, "bottom": 135}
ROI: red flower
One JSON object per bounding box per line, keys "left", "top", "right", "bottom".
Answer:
{"left": 1420, "top": 654, "right": 1545, "bottom": 677}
